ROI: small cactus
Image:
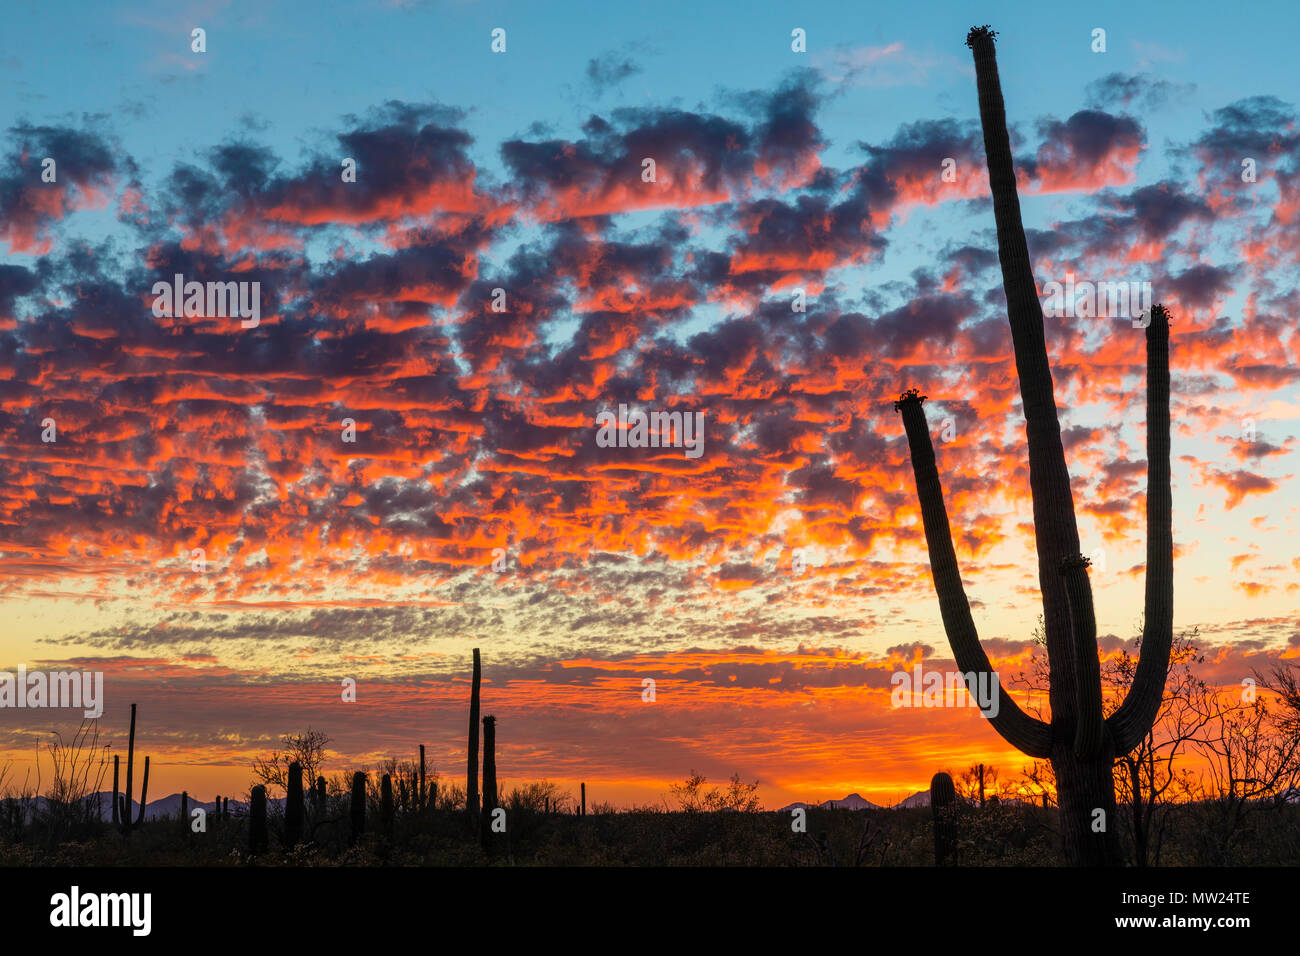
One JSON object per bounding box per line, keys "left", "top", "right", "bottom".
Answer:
{"left": 931, "top": 772, "right": 957, "bottom": 866}
{"left": 180, "top": 791, "right": 189, "bottom": 834}
{"left": 250, "top": 785, "right": 268, "bottom": 854}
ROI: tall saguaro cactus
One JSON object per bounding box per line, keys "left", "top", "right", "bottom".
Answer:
{"left": 380, "top": 773, "right": 395, "bottom": 835}
{"left": 116, "top": 704, "right": 152, "bottom": 835}
{"left": 480, "top": 712, "right": 493, "bottom": 827}
{"left": 467, "top": 648, "right": 481, "bottom": 818}
{"left": 893, "top": 26, "right": 1174, "bottom": 866}
{"left": 931, "top": 772, "right": 957, "bottom": 865}
{"left": 419, "top": 744, "right": 427, "bottom": 811}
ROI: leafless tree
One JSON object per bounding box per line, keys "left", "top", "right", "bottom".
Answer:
{"left": 250, "top": 728, "right": 331, "bottom": 796}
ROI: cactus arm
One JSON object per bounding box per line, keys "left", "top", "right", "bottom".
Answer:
{"left": 1060, "top": 556, "right": 1104, "bottom": 758}
{"left": 896, "top": 391, "right": 1051, "bottom": 758}
{"left": 135, "top": 755, "right": 150, "bottom": 825}
{"left": 967, "top": 25, "right": 1083, "bottom": 726}
{"left": 1107, "top": 304, "right": 1174, "bottom": 753}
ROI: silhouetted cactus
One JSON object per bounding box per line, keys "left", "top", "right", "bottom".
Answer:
{"left": 893, "top": 26, "right": 1174, "bottom": 866}
{"left": 112, "top": 705, "right": 153, "bottom": 833}
{"left": 119, "top": 705, "right": 135, "bottom": 832}
{"left": 315, "top": 775, "right": 326, "bottom": 806}
{"left": 931, "top": 772, "right": 957, "bottom": 865}
{"left": 480, "top": 715, "right": 497, "bottom": 849}
{"left": 380, "top": 773, "right": 394, "bottom": 834}
{"left": 134, "top": 756, "right": 150, "bottom": 826}
{"left": 580, "top": 782, "right": 586, "bottom": 818}
{"left": 467, "top": 648, "right": 481, "bottom": 819}
{"left": 419, "top": 744, "right": 426, "bottom": 811}
{"left": 349, "top": 771, "right": 366, "bottom": 844}
{"left": 285, "top": 761, "right": 304, "bottom": 846}
{"left": 978, "top": 764, "right": 985, "bottom": 808}
{"left": 250, "top": 785, "right": 268, "bottom": 854}
{"left": 180, "top": 791, "right": 189, "bottom": 834}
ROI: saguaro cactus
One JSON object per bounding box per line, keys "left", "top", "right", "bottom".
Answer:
{"left": 978, "top": 764, "right": 985, "bottom": 809}
{"left": 467, "top": 648, "right": 481, "bottom": 818}
{"left": 580, "top": 782, "right": 586, "bottom": 818}
{"left": 121, "top": 705, "right": 135, "bottom": 832}
{"left": 134, "top": 756, "right": 150, "bottom": 826}
{"left": 250, "top": 785, "right": 268, "bottom": 854}
{"left": 480, "top": 715, "right": 497, "bottom": 848}
{"left": 893, "top": 26, "right": 1174, "bottom": 866}
{"left": 481, "top": 717, "right": 497, "bottom": 811}
{"left": 349, "top": 771, "right": 366, "bottom": 844}
{"left": 419, "top": 744, "right": 427, "bottom": 811}
{"left": 285, "top": 761, "right": 304, "bottom": 847}
{"left": 116, "top": 704, "right": 152, "bottom": 835}
{"left": 380, "top": 773, "right": 395, "bottom": 834}
{"left": 180, "top": 791, "right": 189, "bottom": 834}
{"left": 111, "top": 755, "right": 120, "bottom": 826}
{"left": 931, "top": 772, "right": 957, "bottom": 865}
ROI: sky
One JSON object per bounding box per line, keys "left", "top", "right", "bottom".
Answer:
{"left": 0, "top": 0, "right": 1297, "bottom": 809}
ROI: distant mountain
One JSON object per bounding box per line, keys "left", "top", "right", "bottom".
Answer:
{"left": 3, "top": 791, "right": 279, "bottom": 822}
{"left": 778, "top": 790, "right": 994, "bottom": 811}
{"left": 778, "top": 792, "right": 884, "bottom": 812}
{"left": 820, "top": 792, "right": 881, "bottom": 810}
{"left": 82, "top": 792, "right": 254, "bottom": 820}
